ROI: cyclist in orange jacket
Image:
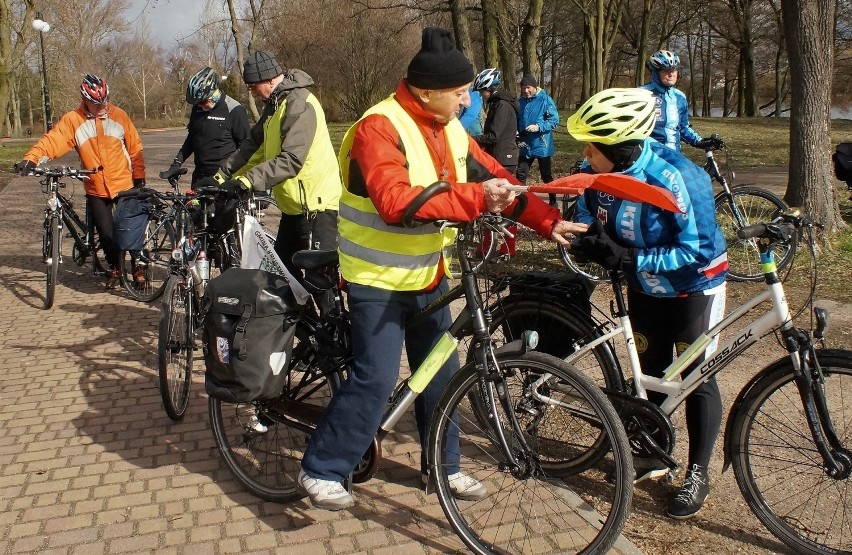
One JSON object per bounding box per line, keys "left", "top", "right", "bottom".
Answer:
{"left": 17, "top": 74, "right": 146, "bottom": 284}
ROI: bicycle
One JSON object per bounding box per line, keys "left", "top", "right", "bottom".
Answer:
{"left": 26, "top": 166, "right": 106, "bottom": 309}
{"left": 153, "top": 175, "right": 278, "bottom": 421}
{"left": 704, "top": 137, "right": 794, "bottom": 282}
{"left": 563, "top": 210, "right": 851, "bottom": 555}
{"left": 208, "top": 183, "right": 635, "bottom": 555}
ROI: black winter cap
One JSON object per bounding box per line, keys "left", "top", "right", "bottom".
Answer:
{"left": 406, "top": 27, "right": 474, "bottom": 90}
{"left": 243, "top": 51, "right": 283, "bottom": 84}
{"left": 520, "top": 73, "right": 538, "bottom": 87}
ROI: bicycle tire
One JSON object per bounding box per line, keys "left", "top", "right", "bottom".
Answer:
{"left": 120, "top": 219, "right": 176, "bottom": 302}
{"left": 715, "top": 186, "right": 793, "bottom": 282}
{"left": 209, "top": 320, "right": 349, "bottom": 503}
{"left": 729, "top": 350, "right": 852, "bottom": 555}
{"left": 157, "top": 275, "right": 194, "bottom": 421}
{"left": 428, "top": 351, "right": 633, "bottom": 555}
{"left": 44, "top": 215, "right": 60, "bottom": 309}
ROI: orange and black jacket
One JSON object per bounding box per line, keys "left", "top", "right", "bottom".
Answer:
{"left": 24, "top": 102, "right": 145, "bottom": 198}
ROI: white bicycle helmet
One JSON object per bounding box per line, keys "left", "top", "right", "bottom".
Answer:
{"left": 473, "top": 68, "right": 501, "bottom": 92}
{"left": 566, "top": 88, "right": 657, "bottom": 144}
{"left": 646, "top": 50, "right": 681, "bottom": 72}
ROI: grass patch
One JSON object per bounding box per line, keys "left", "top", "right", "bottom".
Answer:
{"left": 0, "top": 142, "right": 32, "bottom": 173}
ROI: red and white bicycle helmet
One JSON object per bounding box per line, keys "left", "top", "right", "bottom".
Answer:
{"left": 80, "top": 74, "right": 109, "bottom": 104}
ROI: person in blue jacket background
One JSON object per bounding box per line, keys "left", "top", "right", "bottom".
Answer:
{"left": 516, "top": 73, "right": 559, "bottom": 205}
{"left": 641, "top": 50, "right": 723, "bottom": 153}
{"left": 458, "top": 83, "right": 483, "bottom": 136}
{"left": 568, "top": 87, "right": 728, "bottom": 521}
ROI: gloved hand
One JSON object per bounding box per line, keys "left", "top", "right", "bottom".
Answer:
{"left": 159, "top": 161, "right": 182, "bottom": 180}
{"left": 133, "top": 178, "right": 146, "bottom": 188}
{"left": 15, "top": 160, "right": 35, "bottom": 175}
{"left": 572, "top": 221, "right": 636, "bottom": 272}
{"left": 221, "top": 178, "right": 248, "bottom": 198}
{"left": 525, "top": 124, "right": 540, "bottom": 133}
{"left": 697, "top": 134, "right": 725, "bottom": 151}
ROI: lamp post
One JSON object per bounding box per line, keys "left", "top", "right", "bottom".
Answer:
{"left": 32, "top": 13, "right": 52, "bottom": 131}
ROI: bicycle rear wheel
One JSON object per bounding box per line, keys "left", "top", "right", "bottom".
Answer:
{"left": 209, "top": 320, "right": 349, "bottom": 503}
{"left": 715, "top": 186, "right": 793, "bottom": 282}
{"left": 43, "top": 215, "right": 60, "bottom": 309}
{"left": 729, "top": 350, "right": 852, "bottom": 555}
{"left": 429, "top": 351, "right": 633, "bottom": 555}
{"left": 120, "top": 219, "right": 176, "bottom": 301}
{"left": 157, "top": 275, "right": 194, "bottom": 421}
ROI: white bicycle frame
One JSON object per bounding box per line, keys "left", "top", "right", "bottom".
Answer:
{"left": 564, "top": 277, "right": 796, "bottom": 415}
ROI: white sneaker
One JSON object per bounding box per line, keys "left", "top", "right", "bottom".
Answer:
{"left": 422, "top": 472, "right": 488, "bottom": 501}
{"left": 297, "top": 469, "right": 354, "bottom": 510}
{"left": 248, "top": 414, "right": 268, "bottom": 434}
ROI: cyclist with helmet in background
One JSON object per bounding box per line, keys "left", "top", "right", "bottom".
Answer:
{"left": 472, "top": 68, "right": 520, "bottom": 173}
{"left": 567, "top": 88, "right": 728, "bottom": 520}
{"left": 16, "top": 74, "right": 146, "bottom": 286}
{"left": 641, "top": 50, "right": 723, "bottom": 152}
{"left": 161, "top": 67, "right": 250, "bottom": 184}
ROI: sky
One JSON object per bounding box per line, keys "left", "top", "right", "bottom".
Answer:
{"left": 126, "top": 0, "right": 221, "bottom": 51}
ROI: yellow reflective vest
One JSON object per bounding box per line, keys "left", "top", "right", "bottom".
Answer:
{"left": 337, "top": 96, "right": 468, "bottom": 291}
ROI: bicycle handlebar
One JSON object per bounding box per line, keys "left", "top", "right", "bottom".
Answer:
{"left": 402, "top": 181, "right": 452, "bottom": 228}
{"left": 29, "top": 166, "right": 101, "bottom": 179}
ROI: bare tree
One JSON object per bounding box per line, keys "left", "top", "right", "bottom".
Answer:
{"left": 781, "top": 0, "right": 845, "bottom": 233}
{"left": 0, "top": 0, "right": 35, "bottom": 136}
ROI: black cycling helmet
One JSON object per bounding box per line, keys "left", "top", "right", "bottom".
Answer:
{"left": 80, "top": 74, "right": 109, "bottom": 104}
{"left": 186, "top": 67, "right": 220, "bottom": 105}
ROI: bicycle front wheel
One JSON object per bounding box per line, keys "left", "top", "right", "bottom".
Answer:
{"left": 157, "top": 275, "right": 194, "bottom": 421}
{"left": 44, "top": 215, "right": 60, "bottom": 309}
{"left": 120, "top": 219, "right": 176, "bottom": 302}
{"left": 209, "top": 321, "right": 349, "bottom": 503}
{"left": 729, "top": 350, "right": 852, "bottom": 555}
{"left": 715, "top": 186, "right": 793, "bottom": 282}
{"left": 429, "top": 351, "right": 633, "bottom": 555}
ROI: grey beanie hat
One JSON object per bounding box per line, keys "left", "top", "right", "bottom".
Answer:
{"left": 406, "top": 27, "right": 474, "bottom": 90}
{"left": 243, "top": 51, "right": 283, "bottom": 84}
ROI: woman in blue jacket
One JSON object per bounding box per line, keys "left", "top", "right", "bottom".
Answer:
{"left": 516, "top": 74, "right": 560, "bottom": 205}
{"left": 568, "top": 88, "right": 729, "bottom": 520}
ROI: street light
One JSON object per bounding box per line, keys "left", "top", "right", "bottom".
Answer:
{"left": 32, "top": 13, "right": 53, "bottom": 131}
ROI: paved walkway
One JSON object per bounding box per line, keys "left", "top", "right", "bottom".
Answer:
{"left": 0, "top": 175, "right": 644, "bottom": 554}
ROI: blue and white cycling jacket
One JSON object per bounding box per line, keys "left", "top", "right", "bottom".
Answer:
{"left": 641, "top": 80, "right": 703, "bottom": 152}
{"left": 575, "top": 139, "right": 728, "bottom": 296}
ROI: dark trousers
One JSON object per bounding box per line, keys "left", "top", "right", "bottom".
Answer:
{"left": 627, "top": 287, "right": 725, "bottom": 469}
{"left": 516, "top": 156, "right": 555, "bottom": 204}
{"left": 273, "top": 210, "right": 338, "bottom": 277}
{"left": 87, "top": 195, "right": 119, "bottom": 268}
{"left": 302, "top": 278, "right": 461, "bottom": 481}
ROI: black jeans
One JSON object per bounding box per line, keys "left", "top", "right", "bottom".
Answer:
{"left": 516, "top": 156, "right": 556, "bottom": 204}
{"left": 273, "top": 209, "right": 339, "bottom": 277}
{"left": 87, "top": 195, "right": 119, "bottom": 268}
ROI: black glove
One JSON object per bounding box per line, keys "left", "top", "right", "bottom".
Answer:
{"left": 573, "top": 221, "right": 635, "bottom": 271}
{"left": 133, "top": 178, "right": 146, "bottom": 188}
{"left": 159, "top": 161, "right": 182, "bottom": 180}
{"left": 15, "top": 160, "right": 35, "bottom": 175}
{"left": 697, "top": 134, "right": 725, "bottom": 151}
{"left": 221, "top": 179, "right": 247, "bottom": 198}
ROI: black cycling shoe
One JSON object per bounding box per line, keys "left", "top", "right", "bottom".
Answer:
{"left": 667, "top": 463, "right": 710, "bottom": 519}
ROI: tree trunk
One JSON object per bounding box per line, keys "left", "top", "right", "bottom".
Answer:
{"left": 521, "top": 0, "right": 544, "bottom": 81}
{"left": 227, "top": 0, "right": 259, "bottom": 120}
{"left": 481, "top": 0, "right": 500, "bottom": 69}
{"left": 635, "top": 0, "right": 653, "bottom": 86}
{"left": 0, "top": 0, "right": 35, "bottom": 136}
{"left": 781, "top": 0, "right": 844, "bottom": 233}
{"left": 449, "top": 0, "right": 473, "bottom": 65}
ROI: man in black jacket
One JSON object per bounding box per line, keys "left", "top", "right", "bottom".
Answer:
{"left": 161, "top": 67, "right": 250, "bottom": 184}
{"left": 472, "top": 68, "right": 520, "bottom": 173}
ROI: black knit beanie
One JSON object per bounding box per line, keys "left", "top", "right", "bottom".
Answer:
{"left": 243, "top": 51, "right": 283, "bottom": 84}
{"left": 520, "top": 74, "right": 538, "bottom": 88}
{"left": 592, "top": 140, "right": 644, "bottom": 172}
{"left": 406, "top": 27, "right": 474, "bottom": 90}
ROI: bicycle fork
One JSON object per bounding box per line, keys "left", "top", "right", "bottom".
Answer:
{"left": 787, "top": 334, "right": 852, "bottom": 480}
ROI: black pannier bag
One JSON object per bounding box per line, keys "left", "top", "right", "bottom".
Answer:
{"left": 202, "top": 268, "right": 302, "bottom": 403}
{"left": 833, "top": 142, "right": 852, "bottom": 183}
{"left": 113, "top": 196, "right": 151, "bottom": 251}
